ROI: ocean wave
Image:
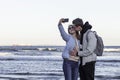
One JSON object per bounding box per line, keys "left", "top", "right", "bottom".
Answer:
{"left": 0, "top": 46, "right": 120, "bottom": 53}
{"left": 0, "top": 56, "right": 62, "bottom": 61}
{"left": 0, "top": 55, "right": 120, "bottom": 62}
{"left": 104, "top": 48, "right": 120, "bottom": 53}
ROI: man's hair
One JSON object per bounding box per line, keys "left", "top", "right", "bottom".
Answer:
{"left": 72, "top": 18, "right": 83, "bottom": 27}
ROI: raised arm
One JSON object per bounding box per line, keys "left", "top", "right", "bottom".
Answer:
{"left": 58, "top": 19, "right": 70, "bottom": 42}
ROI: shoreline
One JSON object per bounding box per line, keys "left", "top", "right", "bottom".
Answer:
{"left": 0, "top": 73, "right": 120, "bottom": 80}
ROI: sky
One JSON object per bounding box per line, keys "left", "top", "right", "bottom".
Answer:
{"left": 0, "top": 0, "right": 120, "bottom": 46}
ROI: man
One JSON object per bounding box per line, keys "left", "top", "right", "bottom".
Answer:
{"left": 72, "top": 18, "right": 97, "bottom": 80}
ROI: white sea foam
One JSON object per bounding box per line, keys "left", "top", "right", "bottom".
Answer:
{"left": 0, "top": 52, "right": 13, "bottom": 56}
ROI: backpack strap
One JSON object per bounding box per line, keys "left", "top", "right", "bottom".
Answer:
{"left": 86, "top": 30, "right": 93, "bottom": 42}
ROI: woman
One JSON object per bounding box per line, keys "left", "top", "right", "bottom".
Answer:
{"left": 58, "top": 18, "right": 80, "bottom": 80}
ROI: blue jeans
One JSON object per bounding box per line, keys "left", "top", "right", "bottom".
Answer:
{"left": 63, "top": 59, "right": 79, "bottom": 80}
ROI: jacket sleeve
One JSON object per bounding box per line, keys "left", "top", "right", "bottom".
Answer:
{"left": 78, "top": 32, "right": 97, "bottom": 57}
{"left": 58, "top": 24, "right": 70, "bottom": 42}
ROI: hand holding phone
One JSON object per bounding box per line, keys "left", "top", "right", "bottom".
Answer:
{"left": 62, "top": 18, "right": 69, "bottom": 23}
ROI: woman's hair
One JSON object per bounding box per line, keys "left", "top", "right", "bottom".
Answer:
{"left": 76, "top": 31, "right": 80, "bottom": 40}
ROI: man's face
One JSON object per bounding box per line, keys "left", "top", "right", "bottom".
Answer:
{"left": 75, "top": 25, "right": 82, "bottom": 31}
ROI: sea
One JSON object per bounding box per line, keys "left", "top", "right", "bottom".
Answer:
{"left": 0, "top": 46, "right": 120, "bottom": 80}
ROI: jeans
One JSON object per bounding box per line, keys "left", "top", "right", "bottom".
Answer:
{"left": 63, "top": 59, "right": 79, "bottom": 80}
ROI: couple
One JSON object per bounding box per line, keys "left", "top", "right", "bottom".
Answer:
{"left": 58, "top": 18, "right": 97, "bottom": 80}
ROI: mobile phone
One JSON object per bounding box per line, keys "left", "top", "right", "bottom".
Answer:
{"left": 62, "top": 18, "right": 69, "bottom": 23}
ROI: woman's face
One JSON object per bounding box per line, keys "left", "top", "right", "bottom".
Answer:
{"left": 68, "top": 26, "right": 76, "bottom": 34}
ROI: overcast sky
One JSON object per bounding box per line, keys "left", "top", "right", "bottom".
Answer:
{"left": 0, "top": 0, "right": 120, "bottom": 46}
